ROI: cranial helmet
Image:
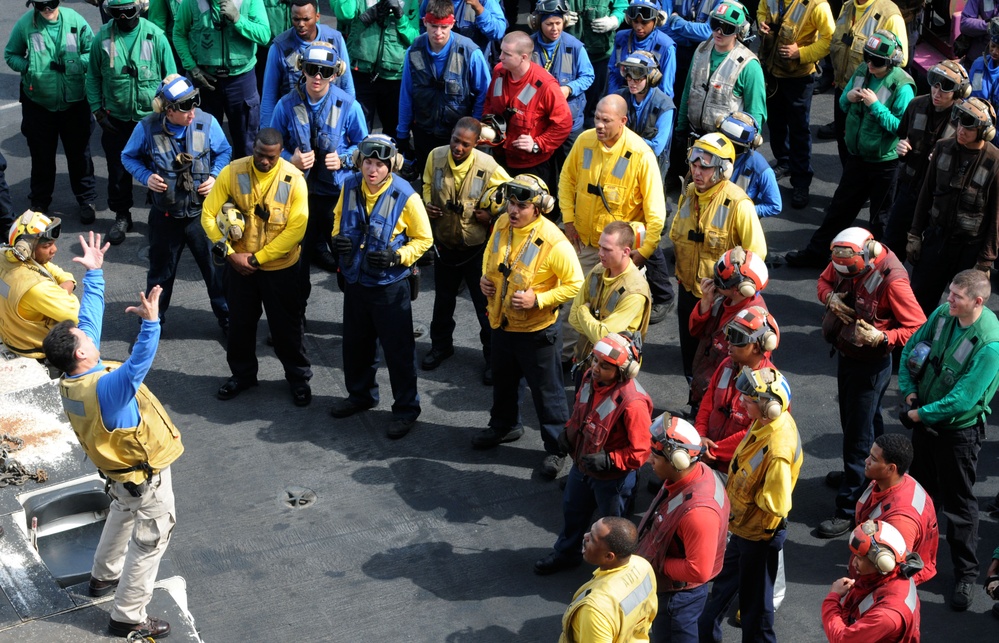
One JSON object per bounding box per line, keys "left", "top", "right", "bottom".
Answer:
{"left": 649, "top": 412, "right": 705, "bottom": 471}
{"left": 592, "top": 332, "right": 642, "bottom": 379}
{"left": 296, "top": 41, "right": 347, "bottom": 80}
{"left": 734, "top": 366, "right": 791, "bottom": 420}
{"left": 863, "top": 29, "right": 903, "bottom": 67}
{"left": 618, "top": 50, "right": 663, "bottom": 87}
{"left": 351, "top": 134, "right": 405, "bottom": 172}
{"left": 926, "top": 60, "right": 972, "bottom": 99}
{"left": 687, "top": 133, "right": 736, "bottom": 182}
{"left": 499, "top": 174, "right": 555, "bottom": 214}
{"left": 7, "top": 210, "right": 61, "bottom": 262}
{"left": 850, "top": 520, "right": 907, "bottom": 574}
{"left": 952, "top": 97, "right": 997, "bottom": 142}
{"left": 830, "top": 227, "right": 882, "bottom": 277}
{"left": 709, "top": 1, "right": 751, "bottom": 39}
{"left": 717, "top": 111, "right": 763, "bottom": 150}
{"left": 216, "top": 203, "right": 245, "bottom": 242}
{"left": 725, "top": 306, "right": 780, "bottom": 353}
{"left": 714, "top": 246, "right": 769, "bottom": 297}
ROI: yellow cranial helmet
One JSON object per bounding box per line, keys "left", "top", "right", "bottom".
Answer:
{"left": 216, "top": 203, "right": 245, "bottom": 242}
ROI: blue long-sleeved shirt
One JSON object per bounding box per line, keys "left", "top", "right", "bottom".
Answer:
{"left": 271, "top": 92, "right": 368, "bottom": 191}
{"left": 608, "top": 29, "right": 677, "bottom": 96}
{"left": 70, "top": 270, "right": 161, "bottom": 429}
{"left": 121, "top": 110, "right": 232, "bottom": 188}
{"left": 732, "top": 150, "right": 782, "bottom": 218}
{"left": 662, "top": 0, "right": 722, "bottom": 48}
{"left": 396, "top": 35, "right": 490, "bottom": 139}
{"left": 419, "top": 0, "right": 507, "bottom": 44}
{"left": 258, "top": 25, "right": 354, "bottom": 128}
{"left": 626, "top": 90, "right": 674, "bottom": 156}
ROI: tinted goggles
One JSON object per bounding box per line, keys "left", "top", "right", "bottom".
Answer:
{"left": 953, "top": 108, "right": 983, "bottom": 129}
{"left": 863, "top": 52, "right": 888, "bottom": 68}
{"left": 725, "top": 326, "right": 754, "bottom": 347}
{"left": 535, "top": 0, "right": 567, "bottom": 13}
{"left": 927, "top": 70, "right": 959, "bottom": 93}
{"left": 168, "top": 94, "right": 200, "bottom": 112}
{"left": 626, "top": 5, "right": 657, "bottom": 22}
{"left": 32, "top": 0, "right": 59, "bottom": 11}
{"left": 357, "top": 138, "right": 396, "bottom": 162}
{"left": 108, "top": 4, "right": 140, "bottom": 20}
{"left": 303, "top": 62, "right": 337, "bottom": 79}
{"left": 621, "top": 67, "right": 651, "bottom": 81}
{"left": 709, "top": 17, "right": 737, "bottom": 36}
{"left": 503, "top": 182, "right": 542, "bottom": 203}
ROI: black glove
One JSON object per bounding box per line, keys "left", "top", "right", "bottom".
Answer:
{"left": 49, "top": 61, "right": 66, "bottom": 72}
{"left": 332, "top": 235, "right": 352, "bottom": 255}
{"left": 580, "top": 451, "right": 612, "bottom": 473}
{"left": 384, "top": 0, "right": 404, "bottom": 18}
{"left": 93, "top": 110, "right": 118, "bottom": 134}
{"left": 557, "top": 428, "right": 573, "bottom": 455}
{"left": 359, "top": 3, "right": 380, "bottom": 25}
{"left": 367, "top": 249, "right": 400, "bottom": 269}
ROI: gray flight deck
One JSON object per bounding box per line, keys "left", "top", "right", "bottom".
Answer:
{"left": 1, "top": 4, "right": 998, "bottom": 641}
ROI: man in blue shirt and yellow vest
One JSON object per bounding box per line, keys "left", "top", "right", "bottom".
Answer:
{"left": 43, "top": 232, "right": 182, "bottom": 640}
{"left": 330, "top": 135, "right": 433, "bottom": 439}
{"left": 202, "top": 128, "right": 313, "bottom": 406}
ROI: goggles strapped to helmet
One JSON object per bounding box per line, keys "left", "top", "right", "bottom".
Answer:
{"left": 687, "top": 146, "right": 724, "bottom": 168}
{"left": 303, "top": 62, "right": 338, "bottom": 79}
{"left": 9, "top": 211, "right": 61, "bottom": 246}
{"left": 927, "top": 67, "right": 960, "bottom": 93}
{"left": 32, "top": 0, "right": 59, "bottom": 11}
{"left": 626, "top": 3, "right": 657, "bottom": 22}
{"left": 534, "top": 0, "right": 569, "bottom": 15}
{"left": 953, "top": 99, "right": 992, "bottom": 130}
{"left": 619, "top": 51, "right": 657, "bottom": 80}
{"left": 501, "top": 181, "right": 545, "bottom": 205}
{"left": 863, "top": 52, "right": 889, "bottom": 68}
{"left": 169, "top": 94, "right": 200, "bottom": 112}
{"left": 709, "top": 17, "right": 737, "bottom": 35}
{"left": 724, "top": 326, "right": 754, "bottom": 346}
{"left": 108, "top": 3, "right": 140, "bottom": 20}
{"left": 357, "top": 136, "right": 397, "bottom": 162}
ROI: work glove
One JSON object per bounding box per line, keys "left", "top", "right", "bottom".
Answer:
{"left": 853, "top": 318, "right": 885, "bottom": 347}
{"left": 332, "top": 234, "right": 352, "bottom": 255}
{"left": 906, "top": 233, "right": 921, "bottom": 263}
{"left": 825, "top": 292, "right": 855, "bottom": 325}
{"left": 367, "top": 249, "right": 401, "bottom": 269}
{"left": 359, "top": 2, "right": 381, "bottom": 25}
{"left": 219, "top": 0, "right": 240, "bottom": 23}
{"left": 396, "top": 135, "right": 415, "bottom": 160}
{"left": 557, "top": 428, "right": 574, "bottom": 455}
{"left": 189, "top": 67, "right": 217, "bottom": 91}
{"left": 590, "top": 15, "right": 620, "bottom": 33}
{"left": 93, "top": 110, "right": 118, "bottom": 134}
{"left": 563, "top": 10, "right": 579, "bottom": 27}
{"left": 985, "top": 575, "right": 999, "bottom": 600}
{"left": 580, "top": 451, "right": 613, "bottom": 473}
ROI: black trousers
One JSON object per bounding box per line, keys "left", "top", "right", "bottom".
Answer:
{"left": 101, "top": 117, "right": 139, "bottom": 216}
{"left": 198, "top": 70, "right": 260, "bottom": 158}
{"left": 224, "top": 263, "right": 311, "bottom": 383}
{"left": 0, "top": 151, "right": 13, "bottom": 231}
{"left": 21, "top": 96, "right": 96, "bottom": 211}
{"left": 429, "top": 244, "right": 491, "bottom": 360}
{"left": 645, "top": 246, "right": 675, "bottom": 306}
{"left": 767, "top": 74, "right": 815, "bottom": 188}
{"left": 677, "top": 286, "right": 699, "bottom": 379}
{"left": 299, "top": 192, "right": 339, "bottom": 314}
{"left": 354, "top": 73, "right": 402, "bottom": 137}
{"left": 911, "top": 230, "right": 983, "bottom": 315}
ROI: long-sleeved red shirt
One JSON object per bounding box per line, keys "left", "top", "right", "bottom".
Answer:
{"left": 821, "top": 574, "right": 920, "bottom": 643}
{"left": 657, "top": 465, "right": 728, "bottom": 585}
{"left": 574, "top": 378, "right": 653, "bottom": 472}
{"left": 482, "top": 62, "right": 572, "bottom": 169}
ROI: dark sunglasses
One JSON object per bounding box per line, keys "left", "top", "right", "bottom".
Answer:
{"left": 709, "top": 17, "right": 737, "bottom": 36}
{"left": 357, "top": 139, "right": 396, "bottom": 161}
{"left": 725, "top": 326, "right": 754, "bottom": 347}
{"left": 863, "top": 52, "right": 888, "bottom": 68}
{"left": 31, "top": 0, "right": 59, "bottom": 11}
{"left": 927, "top": 71, "right": 958, "bottom": 93}
{"left": 168, "top": 95, "right": 200, "bottom": 112}
{"left": 303, "top": 62, "right": 337, "bottom": 79}
{"left": 626, "top": 5, "right": 657, "bottom": 22}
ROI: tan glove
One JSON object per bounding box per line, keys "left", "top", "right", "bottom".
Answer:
{"left": 906, "top": 233, "right": 921, "bottom": 263}
{"left": 826, "top": 292, "right": 855, "bottom": 325}
{"left": 854, "top": 318, "right": 886, "bottom": 347}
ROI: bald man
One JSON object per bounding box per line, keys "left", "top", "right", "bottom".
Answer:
{"left": 482, "top": 31, "right": 573, "bottom": 194}
{"left": 558, "top": 94, "right": 671, "bottom": 366}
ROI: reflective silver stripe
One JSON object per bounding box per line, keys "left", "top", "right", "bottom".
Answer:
{"left": 285, "top": 50, "right": 298, "bottom": 70}
{"left": 61, "top": 396, "right": 86, "bottom": 418}
{"left": 857, "top": 591, "right": 875, "bottom": 615}
{"left": 433, "top": 167, "right": 445, "bottom": 195}
{"left": 858, "top": 484, "right": 874, "bottom": 504}
{"left": 869, "top": 502, "right": 883, "bottom": 519}
{"left": 30, "top": 33, "right": 45, "bottom": 53}
{"left": 560, "top": 50, "right": 573, "bottom": 76}
{"left": 904, "top": 579, "right": 917, "bottom": 612}
{"left": 711, "top": 202, "right": 730, "bottom": 229}
{"left": 521, "top": 240, "right": 540, "bottom": 267}
{"left": 153, "top": 134, "right": 172, "bottom": 156}
{"left": 346, "top": 187, "right": 357, "bottom": 212}
{"left": 942, "top": 123, "right": 956, "bottom": 140}
{"left": 973, "top": 72, "right": 984, "bottom": 92}
{"left": 619, "top": 574, "right": 654, "bottom": 615}
{"left": 714, "top": 54, "right": 744, "bottom": 89}
{"left": 196, "top": 0, "right": 210, "bottom": 12}
{"left": 875, "top": 84, "right": 892, "bottom": 105}
{"left": 860, "top": 14, "right": 878, "bottom": 38}
{"left": 66, "top": 32, "right": 77, "bottom": 54}
{"left": 588, "top": 273, "right": 599, "bottom": 299}
{"left": 448, "top": 47, "right": 465, "bottom": 77}
{"left": 293, "top": 103, "right": 309, "bottom": 128}
{"left": 191, "top": 129, "right": 205, "bottom": 154}
{"left": 492, "top": 77, "right": 503, "bottom": 97}
{"left": 789, "top": 0, "right": 806, "bottom": 23}
{"left": 718, "top": 366, "right": 732, "bottom": 389}
{"left": 469, "top": 175, "right": 485, "bottom": 201}
{"left": 605, "top": 289, "right": 621, "bottom": 313}
{"left": 611, "top": 156, "right": 630, "bottom": 179}
{"left": 747, "top": 449, "right": 765, "bottom": 471}
{"left": 952, "top": 337, "right": 975, "bottom": 366}
{"left": 911, "top": 112, "right": 927, "bottom": 132}
{"left": 911, "top": 483, "right": 927, "bottom": 514}
{"left": 713, "top": 473, "right": 726, "bottom": 508}
{"left": 0, "top": 277, "right": 10, "bottom": 298}
{"left": 409, "top": 49, "right": 425, "bottom": 72}
{"left": 327, "top": 102, "right": 343, "bottom": 130}
{"left": 579, "top": 382, "right": 591, "bottom": 404}
{"left": 274, "top": 180, "right": 291, "bottom": 205}
{"left": 863, "top": 268, "right": 884, "bottom": 293}
{"left": 582, "top": 147, "right": 593, "bottom": 170}
{"left": 678, "top": 194, "right": 693, "bottom": 219}
{"left": 140, "top": 38, "right": 153, "bottom": 62}
{"left": 736, "top": 174, "right": 750, "bottom": 191}
{"left": 986, "top": 0, "right": 995, "bottom": 13}
{"left": 462, "top": 3, "right": 475, "bottom": 22}
{"left": 633, "top": 379, "right": 648, "bottom": 396}
{"left": 491, "top": 229, "right": 501, "bottom": 253}
{"left": 937, "top": 152, "right": 953, "bottom": 172}
{"left": 794, "top": 435, "right": 802, "bottom": 462}
{"left": 766, "top": 0, "right": 780, "bottom": 15}
{"left": 666, "top": 493, "right": 685, "bottom": 514}
{"left": 933, "top": 316, "right": 946, "bottom": 340}
{"left": 517, "top": 84, "right": 538, "bottom": 105}
{"left": 852, "top": 76, "right": 865, "bottom": 92}
{"left": 378, "top": 192, "right": 399, "bottom": 222}
{"left": 236, "top": 172, "right": 252, "bottom": 195}
{"left": 973, "top": 165, "right": 990, "bottom": 188}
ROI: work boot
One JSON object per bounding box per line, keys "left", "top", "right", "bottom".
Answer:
{"left": 79, "top": 203, "right": 97, "bottom": 225}
{"left": 107, "top": 212, "right": 133, "bottom": 246}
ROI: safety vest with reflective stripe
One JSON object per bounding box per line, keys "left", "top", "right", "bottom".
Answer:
{"left": 843, "top": 65, "right": 914, "bottom": 161}
{"left": 408, "top": 33, "right": 480, "bottom": 139}
{"left": 637, "top": 463, "right": 729, "bottom": 591}
{"left": 690, "top": 293, "right": 766, "bottom": 408}
{"left": 15, "top": 7, "right": 90, "bottom": 110}
{"left": 428, "top": 147, "right": 500, "bottom": 249}
{"left": 898, "top": 95, "right": 956, "bottom": 182}
{"left": 142, "top": 109, "right": 214, "bottom": 216}
{"left": 0, "top": 258, "right": 75, "bottom": 359}
{"left": 228, "top": 156, "right": 302, "bottom": 270}
{"left": 559, "top": 554, "right": 658, "bottom": 643}
{"left": 926, "top": 138, "right": 999, "bottom": 239}
{"left": 759, "top": 0, "right": 829, "bottom": 77}
{"left": 856, "top": 474, "right": 938, "bottom": 585}
{"left": 483, "top": 215, "right": 565, "bottom": 332}
{"left": 271, "top": 26, "right": 351, "bottom": 97}
{"left": 187, "top": 0, "right": 256, "bottom": 71}
{"left": 608, "top": 30, "right": 674, "bottom": 95}
{"left": 58, "top": 361, "right": 184, "bottom": 485}
{"left": 829, "top": 0, "right": 901, "bottom": 88}
{"left": 687, "top": 40, "right": 758, "bottom": 133}
{"left": 840, "top": 576, "right": 920, "bottom": 642}
{"left": 727, "top": 411, "right": 803, "bottom": 540}
{"left": 916, "top": 304, "right": 999, "bottom": 428}
{"left": 567, "top": 373, "right": 653, "bottom": 479}
{"left": 532, "top": 32, "right": 588, "bottom": 128}
{"left": 339, "top": 173, "right": 414, "bottom": 287}
{"left": 94, "top": 19, "right": 170, "bottom": 121}
{"left": 286, "top": 84, "right": 355, "bottom": 196}
{"left": 572, "top": 262, "right": 652, "bottom": 363}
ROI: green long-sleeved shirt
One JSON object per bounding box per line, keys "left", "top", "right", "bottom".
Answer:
{"left": 173, "top": 0, "right": 270, "bottom": 75}
{"left": 677, "top": 46, "right": 767, "bottom": 131}
{"left": 86, "top": 19, "right": 176, "bottom": 121}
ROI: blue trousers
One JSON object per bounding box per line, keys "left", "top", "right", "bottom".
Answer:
{"left": 766, "top": 74, "right": 815, "bottom": 189}
{"left": 835, "top": 353, "right": 892, "bottom": 518}
{"left": 342, "top": 278, "right": 421, "bottom": 421}
{"left": 698, "top": 530, "right": 786, "bottom": 643}
{"left": 653, "top": 584, "right": 710, "bottom": 643}
{"left": 146, "top": 210, "right": 227, "bottom": 328}
{"left": 553, "top": 464, "right": 637, "bottom": 559}
{"left": 199, "top": 70, "right": 260, "bottom": 159}
{"left": 489, "top": 322, "right": 567, "bottom": 455}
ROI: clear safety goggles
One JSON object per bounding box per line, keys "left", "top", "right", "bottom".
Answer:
{"left": 620, "top": 65, "right": 652, "bottom": 81}
{"left": 687, "top": 147, "right": 724, "bottom": 168}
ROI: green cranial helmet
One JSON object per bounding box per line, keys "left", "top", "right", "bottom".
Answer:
{"left": 864, "top": 29, "right": 903, "bottom": 66}
{"left": 106, "top": 0, "right": 140, "bottom": 7}
{"left": 710, "top": 1, "right": 749, "bottom": 27}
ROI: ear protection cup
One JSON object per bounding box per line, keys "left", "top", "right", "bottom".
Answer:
{"left": 866, "top": 238, "right": 883, "bottom": 260}
{"left": 295, "top": 53, "right": 346, "bottom": 79}
{"left": 528, "top": 12, "right": 539, "bottom": 30}
{"left": 647, "top": 64, "right": 663, "bottom": 87}
{"left": 873, "top": 548, "right": 897, "bottom": 573}
{"left": 851, "top": 520, "right": 906, "bottom": 575}
{"left": 655, "top": 9, "right": 668, "bottom": 27}
{"left": 719, "top": 159, "right": 734, "bottom": 182}
{"left": 10, "top": 211, "right": 38, "bottom": 262}
{"left": 669, "top": 447, "right": 692, "bottom": 471}
{"left": 984, "top": 100, "right": 998, "bottom": 142}
{"left": 520, "top": 173, "right": 555, "bottom": 214}
{"left": 760, "top": 326, "right": 778, "bottom": 353}
{"left": 592, "top": 331, "right": 642, "bottom": 379}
